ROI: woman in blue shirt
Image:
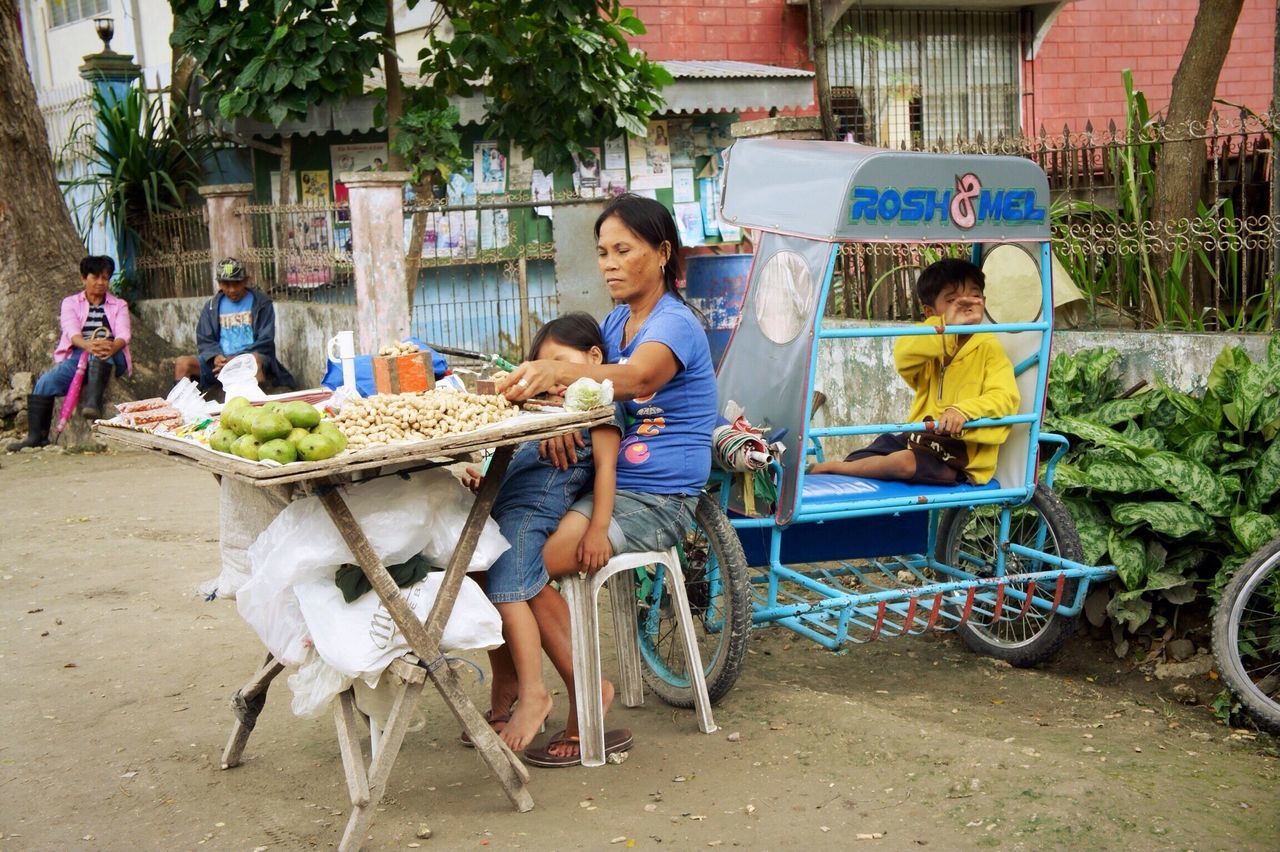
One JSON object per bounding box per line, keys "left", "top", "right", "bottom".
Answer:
{"left": 497, "top": 194, "right": 717, "bottom": 765}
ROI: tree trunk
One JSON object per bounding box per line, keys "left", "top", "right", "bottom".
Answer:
{"left": 275, "top": 134, "right": 294, "bottom": 288}
{"left": 0, "top": 0, "right": 89, "bottom": 382}
{"left": 809, "top": 0, "right": 836, "bottom": 139}
{"left": 383, "top": 0, "right": 406, "bottom": 172}
{"left": 1149, "top": 0, "right": 1246, "bottom": 321}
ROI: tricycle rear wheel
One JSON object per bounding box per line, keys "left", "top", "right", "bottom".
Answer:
{"left": 936, "top": 486, "right": 1082, "bottom": 667}
{"left": 637, "top": 491, "right": 751, "bottom": 707}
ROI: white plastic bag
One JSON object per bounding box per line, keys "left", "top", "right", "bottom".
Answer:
{"left": 202, "top": 479, "right": 292, "bottom": 599}
{"left": 236, "top": 468, "right": 509, "bottom": 666}
{"left": 288, "top": 649, "right": 354, "bottom": 718}
{"left": 294, "top": 572, "right": 502, "bottom": 679}
{"left": 218, "top": 353, "right": 266, "bottom": 400}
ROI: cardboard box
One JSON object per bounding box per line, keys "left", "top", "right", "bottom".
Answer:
{"left": 372, "top": 352, "right": 436, "bottom": 395}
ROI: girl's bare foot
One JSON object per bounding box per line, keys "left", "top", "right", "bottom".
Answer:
{"left": 501, "top": 689, "right": 553, "bottom": 752}
{"left": 547, "top": 679, "right": 615, "bottom": 759}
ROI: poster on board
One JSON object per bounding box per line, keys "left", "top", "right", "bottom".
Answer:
{"left": 474, "top": 141, "right": 507, "bottom": 194}
{"left": 626, "top": 120, "right": 671, "bottom": 190}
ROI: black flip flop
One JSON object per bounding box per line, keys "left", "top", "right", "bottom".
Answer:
{"left": 524, "top": 728, "right": 634, "bottom": 768}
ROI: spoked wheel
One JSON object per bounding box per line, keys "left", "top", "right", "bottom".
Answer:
{"left": 1212, "top": 536, "right": 1280, "bottom": 734}
{"left": 935, "top": 485, "right": 1082, "bottom": 667}
{"left": 637, "top": 491, "right": 751, "bottom": 707}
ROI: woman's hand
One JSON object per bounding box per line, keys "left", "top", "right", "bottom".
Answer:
{"left": 538, "top": 433, "right": 584, "bottom": 471}
{"left": 576, "top": 527, "right": 613, "bottom": 575}
{"left": 460, "top": 465, "right": 484, "bottom": 493}
{"left": 496, "top": 360, "right": 564, "bottom": 402}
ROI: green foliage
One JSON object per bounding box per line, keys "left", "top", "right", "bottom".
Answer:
{"left": 1049, "top": 73, "right": 1275, "bottom": 332}
{"left": 62, "top": 86, "right": 211, "bottom": 254}
{"left": 382, "top": 94, "right": 465, "bottom": 186}
{"left": 170, "top": 0, "right": 386, "bottom": 125}
{"left": 1047, "top": 341, "right": 1280, "bottom": 632}
{"left": 422, "top": 1, "right": 672, "bottom": 174}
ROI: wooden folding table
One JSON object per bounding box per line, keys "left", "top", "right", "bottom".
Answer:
{"left": 95, "top": 407, "right": 611, "bottom": 850}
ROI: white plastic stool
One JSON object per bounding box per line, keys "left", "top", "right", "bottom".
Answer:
{"left": 561, "top": 546, "right": 718, "bottom": 767}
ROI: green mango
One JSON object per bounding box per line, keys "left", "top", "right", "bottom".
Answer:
{"left": 257, "top": 438, "right": 298, "bottom": 464}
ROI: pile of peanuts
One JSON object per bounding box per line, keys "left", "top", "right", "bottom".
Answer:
{"left": 378, "top": 341, "right": 422, "bottom": 357}
{"left": 333, "top": 389, "right": 517, "bottom": 449}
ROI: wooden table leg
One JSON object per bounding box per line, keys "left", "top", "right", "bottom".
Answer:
{"left": 317, "top": 446, "right": 534, "bottom": 816}
{"left": 222, "top": 653, "right": 286, "bottom": 769}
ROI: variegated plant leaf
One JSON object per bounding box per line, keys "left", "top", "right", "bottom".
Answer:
{"left": 1048, "top": 415, "right": 1142, "bottom": 457}
{"left": 1111, "top": 502, "right": 1214, "bottom": 538}
{"left": 1062, "top": 495, "right": 1110, "bottom": 564}
{"left": 1080, "top": 458, "right": 1157, "bottom": 493}
{"left": 1107, "top": 588, "right": 1152, "bottom": 632}
{"left": 1179, "top": 431, "right": 1220, "bottom": 465}
{"left": 1140, "top": 451, "right": 1231, "bottom": 515}
{"left": 1108, "top": 529, "right": 1149, "bottom": 590}
{"left": 1230, "top": 511, "right": 1280, "bottom": 554}
{"left": 1094, "top": 396, "right": 1155, "bottom": 426}
{"left": 1047, "top": 460, "right": 1088, "bottom": 491}
{"left": 1236, "top": 357, "right": 1280, "bottom": 432}
{"left": 1245, "top": 438, "right": 1280, "bottom": 511}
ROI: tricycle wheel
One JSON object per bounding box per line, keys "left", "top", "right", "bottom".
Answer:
{"left": 935, "top": 485, "right": 1082, "bottom": 667}
{"left": 1211, "top": 536, "right": 1280, "bottom": 734}
{"left": 637, "top": 491, "right": 751, "bottom": 707}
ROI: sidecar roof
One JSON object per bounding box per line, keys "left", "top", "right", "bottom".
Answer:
{"left": 719, "top": 139, "right": 1051, "bottom": 243}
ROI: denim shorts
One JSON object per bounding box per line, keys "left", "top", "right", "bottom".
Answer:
{"left": 485, "top": 438, "right": 593, "bottom": 603}
{"left": 568, "top": 490, "right": 698, "bottom": 555}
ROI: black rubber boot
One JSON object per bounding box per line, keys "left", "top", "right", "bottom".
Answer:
{"left": 79, "top": 358, "right": 112, "bottom": 420}
{"left": 8, "top": 394, "right": 54, "bottom": 451}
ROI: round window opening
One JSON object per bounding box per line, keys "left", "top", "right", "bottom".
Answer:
{"left": 981, "top": 244, "right": 1044, "bottom": 325}
{"left": 753, "top": 251, "right": 815, "bottom": 344}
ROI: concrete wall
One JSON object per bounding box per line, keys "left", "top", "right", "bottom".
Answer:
{"left": 137, "top": 298, "right": 356, "bottom": 389}
{"left": 813, "top": 322, "right": 1272, "bottom": 459}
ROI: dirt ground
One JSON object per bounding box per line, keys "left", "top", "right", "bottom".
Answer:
{"left": 1, "top": 449, "right": 1277, "bottom": 851}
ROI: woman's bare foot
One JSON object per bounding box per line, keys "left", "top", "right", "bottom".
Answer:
{"left": 546, "top": 679, "right": 615, "bottom": 760}
{"left": 501, "top": 689, "right": 553, "bottom": 752}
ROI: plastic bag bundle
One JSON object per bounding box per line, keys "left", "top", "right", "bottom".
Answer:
{"left": 713, "top": 416, "right": 773, "bottom": 472}
{"left": 563, "top": 377, "right": 614, "bottom": 412}
{"left": 217, "top": 353, "right": 267, "bottom": 400}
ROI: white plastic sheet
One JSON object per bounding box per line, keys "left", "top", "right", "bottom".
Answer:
{"left": 237, "top": 469, "right": 508, "bottom": 668}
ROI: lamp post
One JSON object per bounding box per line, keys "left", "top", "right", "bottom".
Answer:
{"left": 78, "top": 16, "right": 142, "bottom": 277}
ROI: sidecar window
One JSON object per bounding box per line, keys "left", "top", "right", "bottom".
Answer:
{"left": 981, "top": 243, "right": 1044, "bottom": 324}
{"left": 754, "top": 251, "right": 815, "bottom": 345}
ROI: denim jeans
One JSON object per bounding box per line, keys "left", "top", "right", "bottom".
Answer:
{"left": 34, "top": 347, "right": 127, "bottom": 397}
{"left": 485, "top": 437, "right": 593, "bottom": 602}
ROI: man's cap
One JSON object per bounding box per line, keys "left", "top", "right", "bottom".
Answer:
{"left": 216, "top": 257, "right": 248, "bottom": 282}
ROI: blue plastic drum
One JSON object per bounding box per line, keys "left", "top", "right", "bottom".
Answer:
{"left": 683, "top": 254, "right": 753, "bottom": 372}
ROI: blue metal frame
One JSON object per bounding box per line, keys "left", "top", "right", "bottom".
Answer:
{"left": 716, "top": 235, "right": 1114, "bottom": 647}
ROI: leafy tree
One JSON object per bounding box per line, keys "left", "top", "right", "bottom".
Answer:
{"left": 422, "top": 1, "right": 671, "bottom": 174}
{"left": 170, "top": 0, "right": 386, "bottom": 128}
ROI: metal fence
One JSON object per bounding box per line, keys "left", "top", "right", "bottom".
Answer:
{"left": 133, "top": 193, "right": 588, "bottom": 358}
{"left": 134, "top": 207, "right": 211, "bottom": 299}
{"left": 826, "top": 114, "right": 1279, "bottom": 331}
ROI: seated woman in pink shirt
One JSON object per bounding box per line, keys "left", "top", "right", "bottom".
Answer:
{"left": 8, "top": 255, "right": 131, "bottom": 451}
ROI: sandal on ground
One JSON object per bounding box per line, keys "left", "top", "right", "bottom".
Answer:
{"left": 458, "top": 709, "right": 510, "bottom": 748}
{"left": 524, "top": 728, "right": 634, "bottom": 768}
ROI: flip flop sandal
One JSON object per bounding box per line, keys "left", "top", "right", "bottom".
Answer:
{"left": 458, "top": 709, "right": 510, "bottom": 748}
{"left": 524, "top": 728, "right": 634, "bottom": 768}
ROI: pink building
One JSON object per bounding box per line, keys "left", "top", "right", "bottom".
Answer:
{"left": 625, "top": 0, "right": 1275, "bottom": 141}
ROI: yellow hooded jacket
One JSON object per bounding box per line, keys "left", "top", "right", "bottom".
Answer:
{"left": 893, "top": 316, "right": 1020, "bottom": 485}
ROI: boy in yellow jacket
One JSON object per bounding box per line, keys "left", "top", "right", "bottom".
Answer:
{"left": 810, "top": 258, "right": 1019, "bottom": 485}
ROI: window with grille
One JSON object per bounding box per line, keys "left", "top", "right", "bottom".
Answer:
{"left": 50, "top": 0, "right": 110, "bottom": 28}
{"left": 827, "top": 8, "right": 1023, "bottom": 148}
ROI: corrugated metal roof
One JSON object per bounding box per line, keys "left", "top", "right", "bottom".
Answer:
{"left": 660, "top": 60, "right": 814, "bottom": 80}
{"left": 232, "top": 60, "right": 814, "bottom": 137}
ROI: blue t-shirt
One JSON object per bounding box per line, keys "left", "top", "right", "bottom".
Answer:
{"left": 218, "top": 291, "right": 255, "bottom": 357}
{"left": 602, "top": 293, "right": 716, "bottom": 496}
